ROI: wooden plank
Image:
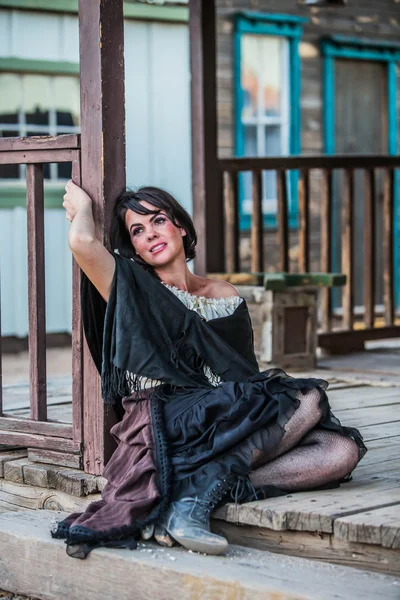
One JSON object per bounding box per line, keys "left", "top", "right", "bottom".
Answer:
{"left": 0, "top": 148, "right": 78, "bottom": 165}
{"left": 277, "top": 170, "right": 289, "bottom": 273}
{"left": 71, "top": 156, "right": 83, "bottom": 449}
{"left": 213, "top": 521, "right": 400, "bottom": 577}
{"left": 218, "top": 155, "right": 400, "bottom": 172}
{"left": 0, "top": 450, "right": 27, "bottom": 477}
{"left": 3, "top": 458, "right": 99, "bottom": 496}
{"left": 78, "top": 0, "right": 126, "bottom": 475}
{"left": 28, "top": 449, "right": 81, "bottom": 470}
{"left": 357, "top": 421, "right": 400, "bottom": 442}
{"left": 318, "top": 326, "right": 400, "bottom": 352}
{"left": 0, "top": 416, "right": 72, "bottom": 438}
{"left": 251, "top": 169, "right": 263, "bottom": 273}
{"left": 0, "top": 134, "right": 79, "bottom": 152}
{"left": 190, "top": 0, "right": 221, "bottom": 275}
{"left": 26, "top": 163, "right": 47, "bottom": 421}
{"left": 364, "top": 169, "right": 376, "bottom": 328}
{"left": 341, "top": 168, "right": 355, "bottom": 330}
{"left": 335, "top": 504, "right": 400, "bottom": 549}
{"left": 320, "top": 169, "right": 333, "bottom": 332}
{"left": 2, "top": 511, "right": 399, "bottom": 599}
{"left": 0, "top": 430, "right": 80, "bottom": 453}
{"left": 223, "top": 170, "right": 239, "bottom": 272}
{"left": 382, "top": 168, "right": 395, "bottom": 325}
{"left": 0, "top": 479, "right": 98, "bottom": 513}
{"left": 214, "top": 477, "right": 400, "bottom": 535}
{"left": 328, "top": 386, "right": 400, "bottom": 411}
{"left": 298, "top": 169, "right": 310, "bottom": 272}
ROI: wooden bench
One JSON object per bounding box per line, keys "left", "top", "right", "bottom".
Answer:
{"left": 209, "top": 273, "right": 346, "bottom": 369}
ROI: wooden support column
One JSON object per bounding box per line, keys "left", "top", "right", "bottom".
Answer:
{"left": 79, "top": 0, "right": 126, "bottom": 474}
{"left": 189, "top": 0, "right": 222, "bottom": 275}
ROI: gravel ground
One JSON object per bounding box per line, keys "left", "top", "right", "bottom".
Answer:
{"left": 0, "top": 593, "right": 38, "bottom": 600}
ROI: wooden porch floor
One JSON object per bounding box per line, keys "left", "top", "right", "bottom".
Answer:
{"left": 1, "top": 341, "right": 399, "bottom": 575}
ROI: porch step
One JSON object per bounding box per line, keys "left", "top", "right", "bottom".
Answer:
{"left": 0, "top": 511, "right": 399, "bottom": 600}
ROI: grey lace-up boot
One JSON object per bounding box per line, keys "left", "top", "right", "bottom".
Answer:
{"left": 161, "top": 476, "right": 237, "bottom": 555}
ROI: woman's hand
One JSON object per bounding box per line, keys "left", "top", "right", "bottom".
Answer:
{"left": 63, "top": 180, "right": 92, "bottom": 222}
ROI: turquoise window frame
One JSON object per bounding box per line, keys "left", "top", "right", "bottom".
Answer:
{"left": 234, "top": 12, "right": 308, "bottom": 231}
{"left": 322, "top": 35, "right": 400, "bottom": 306}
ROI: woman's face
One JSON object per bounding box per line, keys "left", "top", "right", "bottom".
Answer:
{"left": 125, "top": 200, "right": 186, "bottom": 267}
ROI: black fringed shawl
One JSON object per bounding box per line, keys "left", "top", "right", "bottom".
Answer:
{"left": 81, "top": 253, "right": 260, "bottom": 405}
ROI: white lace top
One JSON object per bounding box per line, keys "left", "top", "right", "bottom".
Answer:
{"left": 126, "top": 284, "right": 243, "bottom": 390}
{"left": 162, "top": 283, "right": 243, "bottom": 321}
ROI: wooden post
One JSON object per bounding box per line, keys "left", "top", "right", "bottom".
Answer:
{"left": 78, "top": 0, "right": 126, "bottom": 474}
{"left": 189, "top": 0, "right": 222, "bottom": 275}
{"left": 251, "top": 170, "right": 263, "bottom": 274}
{"left": 26, "top": 164, "right": 47, "bottom": 422}
{"left": 321, "top": 169, "right": 333, "bottom": 332}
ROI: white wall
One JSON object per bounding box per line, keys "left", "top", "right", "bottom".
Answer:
{"left": 0, "top": 10, "right": 191, "bottom": 337}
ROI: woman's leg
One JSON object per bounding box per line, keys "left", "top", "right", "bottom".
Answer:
{"left": 251, "top": 387, "right": 324, "bottom": 468}
{"left": 249, "top": 428, "right": 360, "bottom": 491}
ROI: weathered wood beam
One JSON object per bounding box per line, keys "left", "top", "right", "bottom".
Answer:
{"left": 78, "top": 0, "right": 126, "bottom": 474}
{"left": 26, "top": 164, "right": 47, "bottom": 421}
{"left": 0, "top": 149, "right": 78, "bottom": 165}
{"left": 0, "top": 134, "right": 80, "bottom": 152}
{"left": 189, "top": 0, "right": 222, "bottom": 275}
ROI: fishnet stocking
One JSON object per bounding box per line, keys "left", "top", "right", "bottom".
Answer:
{"left": 249, "top": 428, "right": 360, "bottom": 491}
{"left": 251, "top": 388, "right": 323, "bottom": 468}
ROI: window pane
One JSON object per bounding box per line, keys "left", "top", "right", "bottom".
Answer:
{"left": 57, "top": 162, "right": 72, "bottom": 180}
{"left": 53, "top": 77, "right": 80, "bottom": 127}
{"left": 265, "top": 125, "right": 281, "bottom": 154}
{"left": 241, "top": 36, "right": 259, "bottom": 120}
{"left": 0, "top": 74, "right": 21, "bottom": 127}
{"left": 23, "top": 75, "right": 51, "bottom": 126}
{"left": 259, "top": 37, "right": 283, "bottom": 117}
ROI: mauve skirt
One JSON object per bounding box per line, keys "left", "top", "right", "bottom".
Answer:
{"left": 52, "top": 368, "right": 366, "bottom": 556}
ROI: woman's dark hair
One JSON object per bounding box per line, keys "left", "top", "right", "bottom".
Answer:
{"left": 109, "top": 186, "right": 197, "bottom": 278}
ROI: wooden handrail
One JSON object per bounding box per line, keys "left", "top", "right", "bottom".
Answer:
{"left": 219, "top": 154, "right": 400, "bottom": 171}
{"left": 219, "top": 154, "right": 399, "bottom": 347}
{"left": 0, "top": 134, "right": 80, "bottom": 152}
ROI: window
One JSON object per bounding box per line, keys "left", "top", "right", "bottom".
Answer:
{"left": 240, "top": 34, "right": 290, "bottom": 216}
{"left": 235, "top": 13, "right": 307, "bottom": 229}
{"left": 0, "top": 73, "right": 80, "bottom": 180}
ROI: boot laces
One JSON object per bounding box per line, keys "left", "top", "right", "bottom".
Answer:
{"left": 195, "top": 478, "right": 235, "bottom": 522}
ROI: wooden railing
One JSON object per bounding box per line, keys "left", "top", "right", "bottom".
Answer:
{"left": 0, "top": 135, "right": 83, "bottom": 464}
{"left": 219, "top": 155, "right": 400, "bottom": 352}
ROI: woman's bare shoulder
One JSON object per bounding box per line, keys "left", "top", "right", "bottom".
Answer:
{"left": 206, "top": 278, "right": 240, "bottom": 299}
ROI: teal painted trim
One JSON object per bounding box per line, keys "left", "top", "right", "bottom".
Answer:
{"left": 0, "top": 0, "right": 189, "bottom": 21}
{"left": 241, "top": 212, "right": 299, "bottom": 231}
{"left": 236, "top": 20, "right": 303, "bottom": 38}
{"left": 123, "top": 3, "right": 188, "bottom": 22}
{"left": 323, "top": 55, "right": 335, "bottom": 155}
{"left": 322, "top": 38, "right": 400, "bottom": 63}
{"left": 330, "top": 34, "right": 400, "bottom": 51}
{"left": 0, "top": 184, "right": 65, "bottom": 208}
{"left": 238, "top": 12, "right": 308, "bottom": 25}
{"left": 322, "top": 54, "right": 337, "bottom": 301}
{"left": 289, "top": 36, "right": 301, "bottom": 223}
{"left": 0, "top": 0, "right": 78, "bottom": 11}
{"left": 388, "top": 62, "right": 399, "bottom": 307}
{"left": 0, "top": 57, "right": 79, "bottom": 75}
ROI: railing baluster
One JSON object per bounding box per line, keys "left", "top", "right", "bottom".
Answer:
{"left": 224, "top": 170, "right": 240, "bottom": 272}
{"left": 71, "top": 152, "right": 83, "bottom": 450}
{"left": 251, "top": 169, "right": 263, "bottom": 273}
{"left": 277, "top": 169, "right": 289, "bottom": 272}
{"left": 321, "top": 169, "right": 333, "bottom": 332}
{"left": 298, "top": 169, "right": 310, "bottom": 272}
{"left": 26, "top": 164, "right": 47, "bottom": 421}
{"left": 342, "top": 168, "right": 355, "bottom": 331}
{"left": 0, "top": 278, "right": 3, "bottom": 417}
{"left": 383, "top": 168, "right": 395, "bottom": 325}
{"left": 364, "top": 169, "right": 376, "bottom": 329}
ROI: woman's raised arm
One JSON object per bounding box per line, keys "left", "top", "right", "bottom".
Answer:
{"left": 63, "top": 180, "right": 115, "bottom": 302}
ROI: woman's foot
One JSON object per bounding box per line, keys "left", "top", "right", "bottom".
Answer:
{"left": 161, "top": 497, "right": 228, "bottom": 555}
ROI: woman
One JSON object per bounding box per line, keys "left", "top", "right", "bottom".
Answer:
{"left": 53, "top": 181, "right": 366, "bottom": 558}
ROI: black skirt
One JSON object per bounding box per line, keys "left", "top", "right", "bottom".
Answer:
{"left": 163, "top": 368, "right": 367, "bottom": 495}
